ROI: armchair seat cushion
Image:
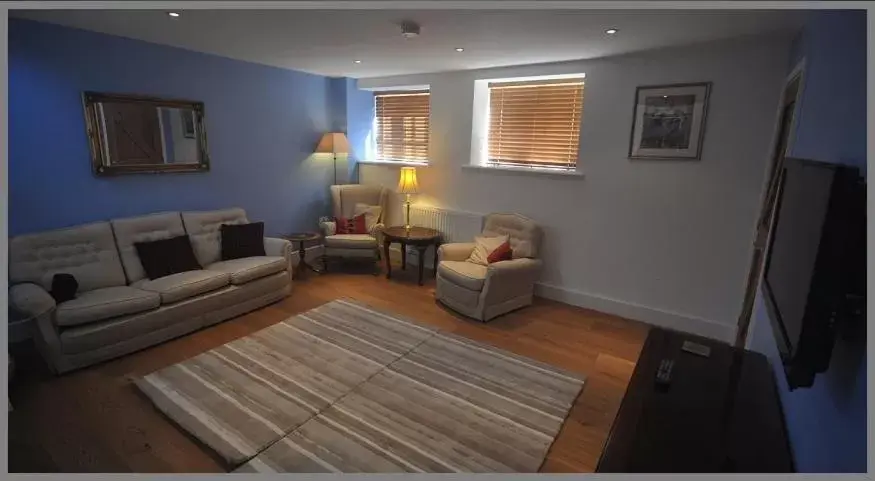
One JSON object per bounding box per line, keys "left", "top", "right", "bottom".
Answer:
{"left": 437, "top": 261, "right": 487, "bottom": 291}
{"left": 324, "top": 234, "right": 377, "bottom": 249}
{"left": 56, "top": 286, "right": 161, "bottom": 327}
{"left": 133, "top": 270, "right": 230, "bottom": 304}
{"left": 206, "top": 256, "right": 286, "bottom": 285}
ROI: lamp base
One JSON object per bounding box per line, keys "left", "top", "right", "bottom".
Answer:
{"left": 404, "top": 195, "right": 412, "bottom": 231}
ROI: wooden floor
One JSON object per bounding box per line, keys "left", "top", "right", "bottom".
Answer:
{"left": 8, "top": 264, "right": 649, "bottom": 473}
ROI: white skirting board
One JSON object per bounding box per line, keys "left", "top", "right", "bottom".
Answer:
{"left": 534, "top": 282, "right": 737, "bottom": 343}
{"left": 300, "top": 244, "right": 734, "bottom": 343}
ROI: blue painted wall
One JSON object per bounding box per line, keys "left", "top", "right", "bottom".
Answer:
{"left": 747, "top": 10, "right": 867, "bottom": 473}
{"left": 321, "top": 77, "right": 373, "bottom": 183}
{"left": 9, "top": 18, "right": 338, "bottom": 237}
{"left": 346, "top": 79, "right": 376, "bottom": 182}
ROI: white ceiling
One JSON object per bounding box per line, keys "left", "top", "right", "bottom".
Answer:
{"left": 12, "top": 9, "right": 806, "bottom": 78}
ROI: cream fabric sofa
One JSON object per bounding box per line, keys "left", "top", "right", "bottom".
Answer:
{"left": 8, "top": 208, "right": 293, "bottom": 374}
{"left": 320, "top": 184, "right": 388, "bottom": 271}
{"left": 435, "top": 213, "right": 543, "bottom": 322}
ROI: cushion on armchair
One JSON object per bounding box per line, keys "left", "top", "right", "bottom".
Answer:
{"left": 335, "top": 214, "right": 368, "bottom": 235}
{"left": 354, "top": 203, "right": 383, "bottom": 232}
{"left": 467, "top": 235, "right": 510, "bottom": 266}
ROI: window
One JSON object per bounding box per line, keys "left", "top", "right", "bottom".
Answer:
{"left": 375, "top": 91, "right": 430, "bottom": 163}
{"left": 487, "top": 79, "right": 584, "bottom": 170}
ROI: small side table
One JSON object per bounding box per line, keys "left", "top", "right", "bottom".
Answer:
{"left": 382, "top": 226, "right": 442, "bottom": 286}
{"left": 280, "top": 232, "right": 323, "bottom": 277}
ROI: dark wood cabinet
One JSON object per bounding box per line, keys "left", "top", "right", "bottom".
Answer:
{"left": 597, "top": 328, "right": 793, "bottom": 473}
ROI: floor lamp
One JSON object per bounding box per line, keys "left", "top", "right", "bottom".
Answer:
{"left": 315, "top": 132, "right": 350, "bottom": 185}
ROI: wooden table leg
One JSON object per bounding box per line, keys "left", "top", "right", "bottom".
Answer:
{"left": 401, "top": 243, "right": 407, "bottom": 270}
{"left": 417, "top": 246, "right": 427, "bottom": 285}
{"left": 384, "top": 240, "right": 392, "bottom": 279}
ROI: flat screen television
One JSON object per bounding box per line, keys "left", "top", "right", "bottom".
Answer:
{"left": 762, "top": 157, "right": 865, "bottom": 389}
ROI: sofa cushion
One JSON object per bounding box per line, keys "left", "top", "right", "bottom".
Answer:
{"left": 9, "top": 221, "right": 128, "bottom": 293}
{"left": 134, "top": 235, "right": 203, "bottom": 280}
{"left": 133, "top": 270, "right": 230, "bottom": 304}
{"left": 220, "top": 222, "right": 266, "bottom": 261}
{"left": 437, "top": 261, "right": 487, "bottom": 291}
{"left": 59, "top": 307, "right": 181, "bottom": 355}
{"left": 181, "top": 208, "right": 249, "bottom": 267}
{"left": 323, "top": 234, "right": 377, "bottom": 249}
{"left": 111, "top": 212, "right": 187, "bottom": 283}
{"left": 55, "top": 286, "right": 161, "bottom": 327}
{"left": 206, "top": 256, "right": 286, "bottom": 285}
{"left": 50, "top": 273, "right": 79, "bottom": 303}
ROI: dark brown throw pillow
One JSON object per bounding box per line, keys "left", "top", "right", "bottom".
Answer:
{"left": 50, "top": 273, "right": 78, "bottom": 303}
{"left": 220, "top": 222, "right": 265, "bottom": 261}
{"left": 135, "top": 235, "right": 202, "bottom": 280}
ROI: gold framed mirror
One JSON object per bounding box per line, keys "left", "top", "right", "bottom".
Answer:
{"left": 82, "top": 91, "right": 210, "bottom": 176}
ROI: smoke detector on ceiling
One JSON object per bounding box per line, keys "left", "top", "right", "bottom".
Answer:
{"left": 400, "top": 21, "right": 421, "bottom": 38}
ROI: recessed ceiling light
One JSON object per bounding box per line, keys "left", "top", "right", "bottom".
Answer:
{"left": 455, "top": 47, "right": 464, "bottom": 52}
{"left": 168, "top": 12, "right": 180, "bottom": 18}
{"left": 605, "top": 28, "right": 618, "bottom": 35}
{"left": 354, "top": 60, "right": 362, "bottom": 64}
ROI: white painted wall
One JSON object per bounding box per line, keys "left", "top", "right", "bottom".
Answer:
{"left": 357, "top": 34, "right": 792, "bottom": 342}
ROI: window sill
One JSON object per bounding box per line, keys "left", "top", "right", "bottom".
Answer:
{"left": 357, "top": 159, "right": 429, "bottom": 167}
{"left": 462, "top": 164, "right": 584, "bottom": 178}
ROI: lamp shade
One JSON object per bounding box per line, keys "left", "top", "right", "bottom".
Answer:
{"left": 397, "top": 166, "right": 419, "bottom": 194}
{"left": 314, "top": 132, "right": 350, "bottom": 155}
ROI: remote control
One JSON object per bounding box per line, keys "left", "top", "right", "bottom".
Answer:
{"left": 655, "top": 358, "right": 674, "bottom": 387}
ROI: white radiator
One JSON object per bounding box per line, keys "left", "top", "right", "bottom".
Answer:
{"left": 409, "top": 205, "right": 484, "bottom": 244}
{"left": 403, "top": 205, "right": 484, "bottom": 267}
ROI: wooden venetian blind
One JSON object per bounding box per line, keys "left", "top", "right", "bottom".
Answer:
{"left": 375, "top": 91, "right": 430, "bottom": 162}
{"left": 488, "top": 80, "right": 584, "bottom": 169}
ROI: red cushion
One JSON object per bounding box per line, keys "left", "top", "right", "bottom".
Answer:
{"left": 487, "top": 240, "right": 513, "bottom": 263}
{"left": 335, "top": 214, "right": 368, "bottom": 234}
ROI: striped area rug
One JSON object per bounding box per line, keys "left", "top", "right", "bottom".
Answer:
{"left": 135, "top": 299, "right": 585, "bottom": 472}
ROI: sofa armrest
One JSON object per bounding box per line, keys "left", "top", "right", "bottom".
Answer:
{"left": 9, "top": 283, "right": 55, "bottom": 318}
{"left": 264, "top": 237, "right": 294, "bottom": 272}
{"left": 10, "top": 283, "right": 63, "bottom": 362}
{"left": 438, "top": 243, "right": 476, "bottom": 263}
{"left": 482, "top": 258, "right": 542, "bottom": 303}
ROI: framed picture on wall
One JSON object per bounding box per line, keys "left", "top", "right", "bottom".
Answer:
{"left": 628, "top": 82, "right": 711, "bottom": 160}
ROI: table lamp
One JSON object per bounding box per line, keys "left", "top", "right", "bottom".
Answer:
{"left": 315, "top": 132, "right": 350, "bottom": 185}
{"left": 397, "top": 166, "right": 419, "bottom": 230}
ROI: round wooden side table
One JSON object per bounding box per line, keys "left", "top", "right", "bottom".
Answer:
{"left": 280, "top": 232, "right": 323, "bottom": 276}
{"left": 382, "top": 226, "right": 442, "bottom": 286}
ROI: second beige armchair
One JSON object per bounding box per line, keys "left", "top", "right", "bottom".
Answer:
{"left": 435, "top": 213, "right": 543, "bottom": 322}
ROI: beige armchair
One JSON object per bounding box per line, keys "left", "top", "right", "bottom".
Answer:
{"left": 319, "top": 184, "right": 389, "bottom": 272}
{"left": 435, "top": 213, "right": 543, "bottom": 322}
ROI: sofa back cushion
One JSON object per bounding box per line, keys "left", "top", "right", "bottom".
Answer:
{"left": 9, "top": 221, "right": 127, "bottom": 293}
{"left": 111, "top": 212, "right": 187, "bottom": 283}
{"left": 181, "top": 208, "right": 249, "bottom": 267}
{"left": 482, "top": 213, "right": 542, "bottom": 259}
